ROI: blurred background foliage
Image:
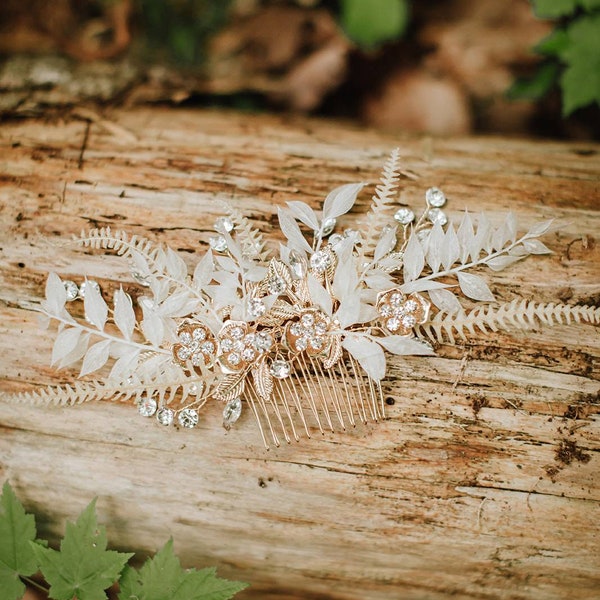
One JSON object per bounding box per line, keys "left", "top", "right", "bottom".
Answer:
{"left": 0, "top": 0, "right": 598, "bottom": 138}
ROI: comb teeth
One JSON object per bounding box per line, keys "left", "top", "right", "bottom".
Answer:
{"left": 243, "top": 358, "right": 385, "bottom": 449}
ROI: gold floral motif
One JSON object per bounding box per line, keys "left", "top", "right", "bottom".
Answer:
{"left": 376, "top": 290, "right": 430, "bottom": 336}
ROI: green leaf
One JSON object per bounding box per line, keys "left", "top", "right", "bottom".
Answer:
{"left": 535, "top": 28, "right": 570, "bottom": 56}
{"left": 507, "top": 62, "right": 559, "bottom": 99}
{"left": 531, "top": 0, "right": 578, "bottom": 18}
{"left": 579, "top": 0, "right": 600, "bottom": 10}
{"left": 0, "top": 482, "right": 39, "bottom": 600}
{"left": 340, "top": 0, "right": 409, "bottom": 49}
{"left": 31, "top": 498, "right": 133, "bottom": 600}
{"left": 560, "top": 13, "right": 600, "bottom": 114}
{"left": 119, "top": 539, "right": 247, "bottom": 600}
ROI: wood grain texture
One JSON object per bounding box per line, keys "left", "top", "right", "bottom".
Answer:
{"left": 0, "top": 108, "right": 599, "bottom": 599}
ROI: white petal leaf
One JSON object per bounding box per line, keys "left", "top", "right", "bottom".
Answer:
{"left": 486, "top": 255, "right": 524, "bottom": 271}
{"left": 45, "top": 272, "right": 67, "bottom": 315}
{"left": 400, "top": 280, "right": 450, "bottom": 293}
{"left": 457, "top": 272, "right": 495, "bottom": 301}
{"left": 193, "top": 251, "right": 214, "bottom": 288}
{"left": 374, "top": 226, "right": 397, "bottom": 262}
{"left": 377, "top": 335, "right": 434, "bottom": 356}
{"left": 307, "top": 273, "right": 332, "bottom": 316}
{"left": 114, "top": 288, "right": 136, "bottom": 340}
{"left": 363, "top": 273, "right": 394, "bottom": 291}
{"left": 523, "top": 239, "right": 552, "bottom": 254}
{"left": 84, "top": 279, "right": 108, "bottom": 330}
{"left": 51, "top": 327, "right": 82, "bottom": 365}
{"left": 425, "top": 223, "right": 445, "bottom": 274}
{"left": 165, "top": 247, "right": 188, "bottom": 280}
{"left": 403, "top": 234, "right": 425, "bottom": 282}
{"left": 441, "top": 224, "right": 461, "bottom": 271}
{"left": 58, "top": 332, "right": 90, "bottom": 369}
{"left": 336, "top": 295, "right": 361, "bottom": 329}
{"left": 277, "top": 207, "right": 313, "bottom": 253}
{"left": 109, "top": 351, "right": 140, "bottom": 382}
{"left": 80, "top": 340, "right": 111, "bottom": 377}
{"left": 428, "top": 288, "right": 462, "bottom": 313}
{"left": 141, "top": 312, "right": 165, "bottom": 347}
{"left": 342, "top": 334, "right": 386, "bottom": 381}
{"left": 323, "top": 183, "right": 364, "bottom": 220}
{"left": 287, "top": 201, "right": 319, "bottom": 231}
{"left": 526, "top": 219, "right": 554, "bottom": 238}
{"left": 332, "top": 252, "right": 358, "bottom": 298}
{"left": 457, "top": 211, "right": 474, "bottom": 263}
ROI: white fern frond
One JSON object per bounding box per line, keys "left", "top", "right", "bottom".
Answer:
{"left": 359, "top": 148, "right": 401, "bottom": 260}
{"left": 418, "top": 300, "right": 600, "bottom": 344}
{"left": 220, "top": 201, "right": 268, "bottom": 260}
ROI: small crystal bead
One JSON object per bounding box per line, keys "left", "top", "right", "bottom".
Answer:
{"left": 214, "top": 216, "right": 234, "bottom": 234}
{"left": 178, "top": 408, "right": 199, "bottom": 428}
{"left": 223, "top": 398, "right": 242, "bottom": 428}
{"left": 138, "top": 397, "right": 157, "bottom": 417}
{"left": 221, "top": 338, "right": 233, "bottom": 352}
{"left": 301, "top": 313, "right": 315, "bottom": 327}
{"left": 254, "top": 332, "right": 273, "bottom": 352}
{"left": 179, "top": 331, "right": 192, "bottom": 345}
{"left": 156, "top": 407, "right": 174, "bottom": 426}
{"left": 228, "top": 352, "right": 241, "bottom": 366}
{"left": 242, "top": 347, "right": 256, "bottom": 361}
{"left": 426, "top": 187, "right": 446, "bottom": 208}
{"left": 402, "top": 314, "right": 417, "bottom": 328}
{"left": 310, "top": 250, "right": 331, "bottom": 272}
{"left": 192, "top": 328, "right": 206, "bottom": 341}
{"left": 268, "top": 275, "right": 287, "bottom": 295}
{"left": 394, "top": 208, "right": 415, "bottom": 225}
{"left": 390, "top": 292, "right": 404, "bottom": 306}
{"left": 63, "top": 280, "right": 79, "bottom": 301}
{"left": 209, "top": 235, "right": 228, "bottom": 253}
{"left": 290, "top": 323, "right": 303, "bottom": 337}
{"left": 427, "top": 208, "right": 447, "bottom": 226}
{"left": 309, "top": 337, "right": 324, "bottom": 351}
{"left": 379, "top": 304, "right": 392, "bottom": 317}
{"left": 289, "top": 251, "right": 307, "bottom": 279}
{"left": 177, "top": 347, "right": 191, "bottom": 361}
{"left": 270, "top": 359, "right": 291, "bottom": 379}
{"left": 321, "top": 217, "right": 336, "bottom": 236}
{"left": 201, "top": 340, "right": 215, "bottom": 355}
{"left": 387, "top": 317, "right": 400, "bottom": 331}
{"left": 189, "top": 383, "right": 200, "bottom": 396}
{"left": 230, "top": 326, "right": 244, "bottom": 340}
{"left": 404, "top": 299, "right": 418, "bottom": 312}
{"left": 295, "top": 337, "right": 308, "bottom": 351}
{"left": 79, "top": 280, "right": 100, "bottom": 298}
{"left": 191, "top": 352, "right": 204, "bottom": 366}
{"left": 314, "top": 321, "right": 328, "bottom": 335}
{"left": 247, "top": 298, "right": 266, "bottom": 318}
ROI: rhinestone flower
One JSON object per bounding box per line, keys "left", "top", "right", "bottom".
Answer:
{"left": 376, "top": 290, "right": 430, "bottom": 335}
{"left": 218, "top": 321, "right": 273, "bottom": 371}
{"left": 286, "top": 308, "right": 331, "bottom": 356}
{"left": 172, "top": 321, "right": 217, "bottom": 368}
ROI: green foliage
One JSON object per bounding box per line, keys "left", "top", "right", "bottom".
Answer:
{"left": 0, "top": 482, "right": 247, "bottom": 600}
{"left": 509, "top": 1, "right": 600, "bottom": 115}
{"left": 119, "top": 539, "right": 247, "bottom": 600}
{"left": 339, "top": 0, "right": 409, "bottom": 49}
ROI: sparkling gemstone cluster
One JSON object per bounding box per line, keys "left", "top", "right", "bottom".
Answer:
{"left": 376, "top": 290, "right": 430, "bottom": 335}
{"left": 218, "top": 321, "right": 274, "bottom": 371}
{"left": 286, "top": 309, "right": 331, "bottom": 356}
{"left": 172, "top": 321, "right": 217, "bottom": 368}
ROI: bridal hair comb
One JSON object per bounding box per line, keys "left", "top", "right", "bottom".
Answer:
{"left": 2, "top": 150, "right": 599, "bottom": 447}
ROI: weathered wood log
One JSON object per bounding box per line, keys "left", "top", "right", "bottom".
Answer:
{"left": 0, "top": 108, "right": 599, "bottom": 599}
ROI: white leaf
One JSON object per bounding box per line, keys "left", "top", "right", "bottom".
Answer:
{"left": 377, "top": 335, "right": 434, "bottom": 356}
{"left": 358, "top": 302, "right": 379, "bottom": 323}
{"left": 522, "top": 239, "right": 552, "bottom": 254}
{"left": 509, "top": 244, "right": 529, "bottom": 257}
{"left": 109, "top": 351, "right": 140, "bottom": 382}
{"left": 457, "top": 211, "right": 474, "bottom": 263}
{"left": 486, "top": 255, "right": 524, "bottom": 271}
{"left": 471, "top": 213, "right": 491, "bottom": 258}
{"left": 374, "top": 226, "right": 397, "bottom": 262}
{"left": 222, "top": 231, "right": 243, "bottom": 262}
{"left": 526, "top": 219, "right": 554, "bottom": 238}
{"left": 130, "top": 250, "right": 152, "bottom": 280}
{"left": 504, "top": 212, "right": 517, "bottom": 245}
{"left": 141, "top": 312, "right": 165, "bottom": 347}
{"left": 425, "top": 223, "right": 445, "bottom": 273}
{"left": 457, "top": 272, "right": 495, "bottom": 301}
{"left": 158, "top": 292, "right": 199, "bottom": 317}
{"left": 287, "top": 201, "right": 319, "bottom": 231}
{"left": 307, "top": 273, "right": 332, "bottom": 316}
{"left": 336, "top": 295, "right": 361, "bottom": 329}
{"left": 193, "top": 251, "right": 214, "bottom": 288}
{"left": 165, "top": 247, "right": 188, "bottom": 280}
{"left": 277, "top": 207, "right": 313, "bottom": 253}
{"left": 332, "top": 252, "right": 358, "bottom": 299}
{"left": 322, "top": 182, "right": 364, "bottom": 220}
{"left": 403, "top": 233, "right": 425, "bottom": 282}
{"left": 84, "top": 279, "right": 108, "bottom": 330}
{"left": 44, "top": 272, "right": 67, "bottom": 315}
{"left": 51, "top": 327, "right": 81, "bottom": 365}
{"left": 244, "top": 265, "right": 268, "bottom": 282}
{"left": 114, "top": 287, "right": 136, "bottom": 340}
{"left": 441, "top": 224, "right": 460, "bottom": 271}
{"left": 400, "top": 280, "right": 450, "bottom": 294}
{"left": 428, "top": 288, "right": 462, "bottom": 313}
{"left": 80, "top": 340, "right": 111, "bottom": 377}
{"left": 342, "top": 334, "right": 386, "bottom": 381}
{"left": 214, "top": 255, "right": 239, "bottom": 273}
{"left": 58, "top": 332, "right": 90, "bottom": 369}
{"left": 363, "top": 272, "right": 394, "bottom": 291}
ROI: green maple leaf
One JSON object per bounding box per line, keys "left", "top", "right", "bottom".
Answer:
{"left": 118, "top": 539, "right": 247, "bottom": 600}
{"left": 0, "top": 482, "right": 39, "bottom": 600}
{"left": 31, "top": 498, "right": 133, "bottom": 600}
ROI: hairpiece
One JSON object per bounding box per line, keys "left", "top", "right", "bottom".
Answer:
{"left": 2, "top": 150, "right": 598, "bottom": 447}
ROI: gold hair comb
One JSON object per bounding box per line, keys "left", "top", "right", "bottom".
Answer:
{"left": 2, "top": 150, "right": 599, "bottom": 447}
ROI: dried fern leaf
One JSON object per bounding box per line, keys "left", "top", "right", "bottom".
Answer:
{"left": 219, "top": 201, "right": 267, "bottom": 260}
{"left": 418, "top": 300, "right": 600, "bottom": 344}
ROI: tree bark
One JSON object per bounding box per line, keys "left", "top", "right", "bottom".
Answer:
{"left": 0, "top": 107, "right": 599, "bottom": 599}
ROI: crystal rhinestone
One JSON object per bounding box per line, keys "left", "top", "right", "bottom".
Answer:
{"left": 179, "top": 331, "right": 192, "bottom": 345}
{"left": 321, "top": 217, "right": 336, "bottom": 236}
{"left": 427, "top": 208, "right": 448, "bottom": 226}
{"left": 309, "top": 337, "right": 324, "bottom": 351}
{"left": 230, "top": 326, "right": 244, "bottom": 340}
{"left": 189, "top": 383, "right": 200, "bottom": 396}
{"left": 404, "top": 299, "right": 418, "bottom": 312}
{"left": 247, "top": 298, "right": 266, "bottom": 318}
{"left": 386, "top": 317, "right": 400, "bottom": 332}
{"left": 268, "top": 275, "right": 287, "bottom": 295}
{"left": 379, "top": 304, "right": 393, "bottom": 317}
{"left": 209, "top": 235, "right": 228, "bottom": 253}
{"left": 314, "top": 321, "right": 328, "bottom": 335}
{"left": 228, "top": 352, "right": 241, "bottom": 366}
{"left": 156, "top": 407, "right": 174, "bottom": 426}
{"left": 390, "top": 292, "right": 404, "bottom": 306}
{"left": 223, "top": 397, "right": 242, "bottom": 427}
{"left": 138, "top": 397, "right": 157, "bottom": 417}
{"left": 301, "top": 312, "right": 315, "bottom": 327}
{"left": 254, "top": 331, "right": 272, "bottom": 352}
{"left": 221, "top": 338, "right": 233, "bottom": 352}
{"left": 310, "top": 250, "right": 331, "bottom": 272}
{"left": 178, "top": 408, "right": 199, "bottom": 428}
{"left": 426, "top": 187, "right": 446, "bottom": 208}
{"left": 233, "top": 340, "right": 245, "bottom": 353}
{"left": 289, "top": 250, "right": 307, "bottom": 279}
{"left": 191, "top": 352, "right": 204, "bottom": 366}
{"left": 214, "top": 216, "right": 234, "bottom": 234}
{"left": 79, "top": 280, "right": 100, "bottom": 298}
{"left": 402, "top": 314, "right": 417, "bottom": 328}
{"left": 394, "top": 207, "right": 415, "bottom": 225}
{"left": 295, "top": 337, "right": 308, "bottom": 351}
{"left": 61, "top": 280, "right": 79, "bottom": 301}
{"left": 200, "top": 340, "right": 215, "bottom": 355}
{"left": 290, "top": 322, "right": 303, "bottom": 337}
{"left": 270, "top": 359, "right": 291, "bottom": 379}
{"left": 192, "top": 328, "right": 206, "bottom": 341}
{"left": 242, "top": 347, "right": 256, "bottom": 361}
{"left": 177, "top": 346, "right": 191, "bottom": 361}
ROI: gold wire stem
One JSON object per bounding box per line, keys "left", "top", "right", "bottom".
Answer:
{"left": 348, "top": 356, "right": 371, "bottom": 422}
{"left": 246, "top": 381, "right": 281, "bottom": 447}
{"left": 295, "top": 354, "right": 325, "bottom": 434}
{"left": 273, "top": 381, "right": 299, "bottom": 442}
{"left": 281, "top": 375, "right": 311, "bottom": 439}
{"left": 337, "top": 361, "right": 356, "bottom": 427}
{"left": 311, "top": 356, "right": 345, "bottom": 430}
{"left": 302, "top": 354, "right": 334, "bottom": 432}
{"left": 244, "top": 392, "right": 269, "bottom": 449}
